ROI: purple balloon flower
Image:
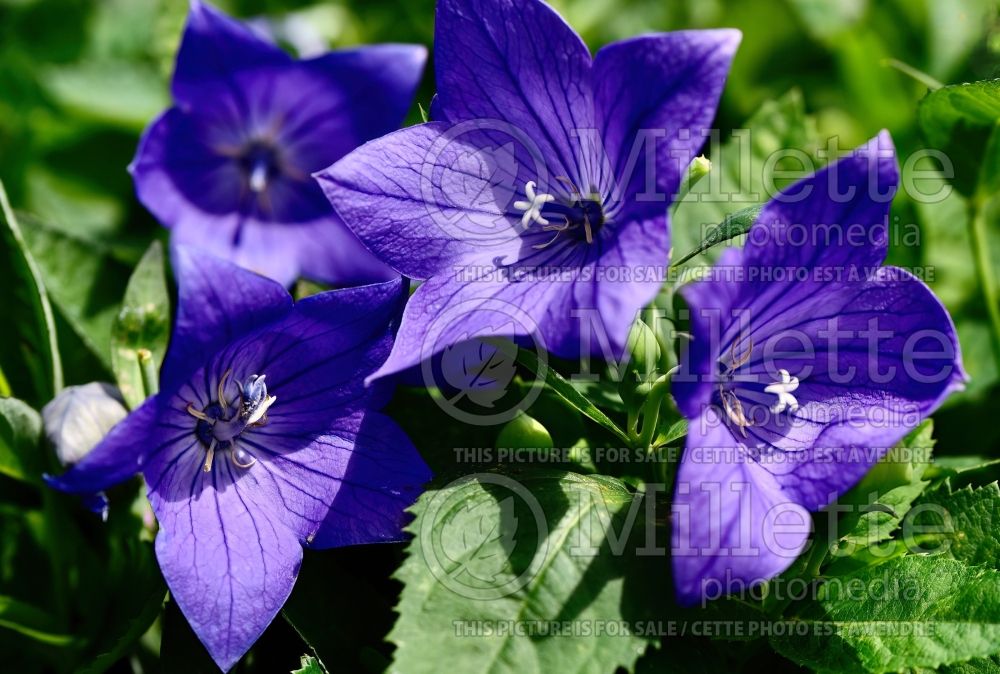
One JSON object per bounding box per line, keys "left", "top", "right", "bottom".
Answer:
{"left": 130, "top": 0, "right": 427, "bottom": 286}
{"left": 316, "top": 0, "right": 740, "bottom": 378}
{"left": 670, "top": 132, "right": 966, "bottom": 604}
{"left": 47, "top": 247, "right": 431, "bottom": 670}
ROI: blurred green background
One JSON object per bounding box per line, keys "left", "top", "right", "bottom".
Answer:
{"left": 1, "top": 0, "right": 999, "bottom": 671}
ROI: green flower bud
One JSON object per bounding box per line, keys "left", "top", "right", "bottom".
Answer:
{"left": 496, "top": 412, "right": 554, "bottom": 451}
{"left": 618, "top": 319, "right": 660, "bottom": 408}
{"left": 675, "top": 155, "right": 712, "bottom": 203}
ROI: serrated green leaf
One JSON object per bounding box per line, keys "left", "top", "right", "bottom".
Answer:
{"left": 390, "top": 470, "right": 661, "bottom": 674}
{"left": 934, "top": 655, "right": 1000, "bottom": 674}
{"left": 111, "top": 240, "right": 170, "bottom": 409}
{"left": 912, "top": 482, "right": 1000, "bottom": 569}
{"left": 772, "top": 556, "right": 1000, "bottom": 673}
{"left": 0, "top": 182, "right": 63, "bottom": 407}
{"left": 516, "top": 348, "right": 630, "bottom": 444}
{"left": 0, "top": 397, "right": 42, "bottom": 484}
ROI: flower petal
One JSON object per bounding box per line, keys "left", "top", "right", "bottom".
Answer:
{"left": 296, "top": 44, "right": 426, "bottom": 158}
{"left": 738, "top": 266, "right": 965, "bottom": 509}
{"left": 742, "top": 130, "right": 899, "bottom": 280}
{"left": 162, "top": 246, "right": 292, "bottom": 394}
{"left": 310, "top": 412, "right": 430, "bottom": 546}
{"left": 433, "top": 0, "right": 595, "bottom": 187}
{"left": 236, "top": 410, "right": 429, "bottom": 546}
{"left": 292, "top": 215, "right": 399, "bottom": 285}
{"left": 592, "top": 30, "right": 740, "bottom": 213}
{"left": 172, "top": 0, "right": 290, "bottom": 107}
{"left": 149, "top": 453, "right": 303, "bottom": 671}
{"left": 368, "top": 258, "right": 608, "bottom": 380}
{"left": 317, "top": 123, "right": 523, "bottom": 279}
{"left": 672, "top": 408, "right": 811, "bottom": 605}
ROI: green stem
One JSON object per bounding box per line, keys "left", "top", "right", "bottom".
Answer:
{"left": 969, "top": 201, "right": 1000, "bottom": 371}
{"left": 137, "top": 348, "right": 159, "bottom": 399}
{"left": 634, "top": 375, "right": 672, "bottom": 449}
{"left": 880, "top": 58, "right": 943, "bottom": 91}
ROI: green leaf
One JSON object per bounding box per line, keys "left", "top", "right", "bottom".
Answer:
{"left": 0, "top": 595, "right": 75, "bottom": 647}
{"left": 0, "top": 397, "right": 42, "bottom": 484}
{"left": 292, "top": 655, "right": 324, "bottom": 674}
{"left": 918, "top": 79, "right": 1000, "bottom": 196}
{"left": 671, "top": 89, "right": 819, "bottom": 266}
{"left": 516, "top": 349, "right": 630, "bottom": 444}
{"left": 111, "top": 241, "right": 170, "bottom": 409}
{"left": 772, "top": 556, "right": 1000, "bottom": 673}
{"left": 935, "top": 655, "right": 1000, "bottom": 674}
{"left": 912, "top": 482, "right": 1000, "bottom": 569}
{"left": 390, "top": 470, "right": 661, "bottom": 674}
{"left": 17, "top": 212, "right": 133, "bottom": 373}
{"left": 785, "top": 0, "right": 866, "bottom": 42}
{"left": 42, "top": 61, "right": 168, "bottom": 132}
{"left": 926, "top": 0, "right": 997, "bottom": 78}
{"left": 0, "top": 182, "right": 63, "bottom": 407}
{"left": 655, "top": 418, "right": 687, "bottom": 447}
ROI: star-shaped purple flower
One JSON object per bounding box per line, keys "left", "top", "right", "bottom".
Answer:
{"left": 316, "top": 0, "right": 740, "bottom": 377}
{"left": 670, "top": 132, "right": 966, "bottom": 604}
{"left": 47, "top": 247, "right": 430, "bottom": 670}
{"left": 131, "top": 0, "right": 427, "bottom": 286}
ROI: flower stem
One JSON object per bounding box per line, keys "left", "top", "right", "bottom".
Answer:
{"left": 969, "top": 201, "right": 1000, "bottom": 371}
{"left": 137, "top": 348, "right": 159, "bottom": 400}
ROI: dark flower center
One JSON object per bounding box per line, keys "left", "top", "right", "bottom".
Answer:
{"left": 540, "top": 196, "right": 606, "bottom": 244}
{"left": 239, "top": 141, "right": 282, "bottom": 194}
{"left": 184, "top": 370, "right": 276, "bottom": 473}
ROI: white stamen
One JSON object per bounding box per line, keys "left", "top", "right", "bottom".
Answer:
{"left": 764, "top": 369, "right": 800, "bottom": 414}
{"left": 513, "top": 181, "right": 555, "bottom": 229}
{"left": 249, "top": 159, "right": 268, "bottom": 193}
